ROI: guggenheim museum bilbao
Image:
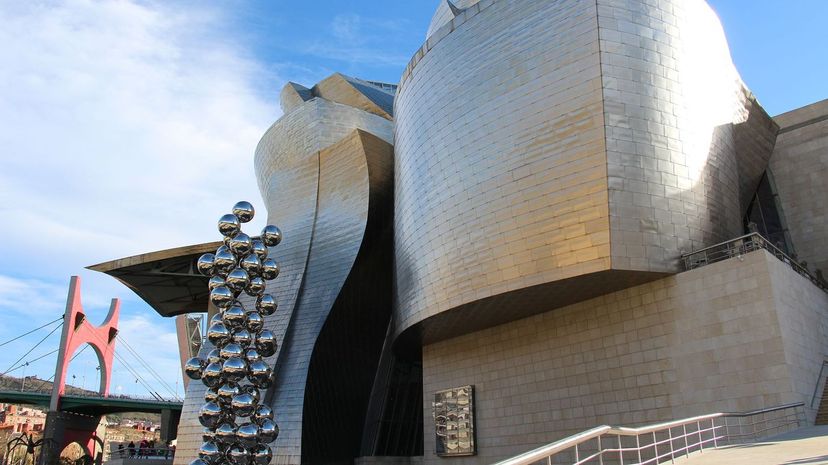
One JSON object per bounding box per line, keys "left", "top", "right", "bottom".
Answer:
{"left": 91, "top": 0, "right": 828, "bottom": 464}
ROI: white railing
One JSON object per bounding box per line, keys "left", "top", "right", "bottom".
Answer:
{"left": 493, "top": 402, "right": 805, "bottom": 465}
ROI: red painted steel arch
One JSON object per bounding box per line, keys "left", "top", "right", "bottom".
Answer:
{"left": 50, "top": 276, "right": 120, "bottom": 411}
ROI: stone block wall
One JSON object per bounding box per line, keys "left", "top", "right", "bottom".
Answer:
{"left": 420, "top": 250, "right": 828, "bottom": 464}
{"left": 770, "top": 99, "right": 828, "bottom": 275}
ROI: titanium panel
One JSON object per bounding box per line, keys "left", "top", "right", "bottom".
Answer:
{"left": 280, "top": 82, "right": 313, "bottom": 114}
{"left": 313, "top": 73, "right": 395, "bottom": 120}
{"left": 269, "top": 130, "right": 391, "bottom": 464}
{"left": 598, "top": 0, "right": 778, "bottom": 272}
{"left": 394, "top": 0, "right": 613, "bottom": 344}
{"left": 254, "top": 98, "right": 393, "bottom": 196}
{"left": 394, "top": 0, "right": 778, "bottom": 345}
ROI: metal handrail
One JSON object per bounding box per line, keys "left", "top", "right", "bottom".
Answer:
{"left": 492, "top": 402, "right": 805, "bottom": 465}
{"left": 811, "top": 360, "right": 828, "bottom": 409}
{"left": 681, "top": 232, "right": 827, "bottom": 291}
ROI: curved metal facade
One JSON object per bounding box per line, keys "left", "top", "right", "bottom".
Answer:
{"left": 393, "top": 0, "right": 777, "bottom": 345}
{"left": 175, "top": 77, "right": 398, "bottom": 465}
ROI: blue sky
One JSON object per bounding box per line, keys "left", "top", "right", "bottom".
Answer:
{"left": 0, "top": 0, "right": 825, "bottom": 400}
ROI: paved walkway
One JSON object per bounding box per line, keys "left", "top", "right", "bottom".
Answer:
{"left": 679, "top": 425, "right": 828, "bottom": 465}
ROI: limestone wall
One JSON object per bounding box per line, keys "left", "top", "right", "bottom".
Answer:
{"left": 420, "top": 250, "right": 827, "bottom": 464}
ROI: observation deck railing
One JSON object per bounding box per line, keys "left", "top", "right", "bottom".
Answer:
{"left": 492, "top": 402, "right": 805, "bottom": 465}
{"left": 681, "top": 233, "right": 827, "bottom": 292}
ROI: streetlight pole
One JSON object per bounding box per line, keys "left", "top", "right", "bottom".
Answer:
{"left": 20, "top": 362, "right": 28, "bottom": 392}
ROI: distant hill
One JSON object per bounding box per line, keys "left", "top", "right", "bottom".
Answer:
{"left": 0, "top": 374, "right": 96, "bottom": 396}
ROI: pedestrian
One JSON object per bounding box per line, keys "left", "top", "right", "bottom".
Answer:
{"left": 128, "top": 441, "right": 135, "bottom": 458}
{"left": 118, "top": 443, "right": 124, "bottom": 458}
{"left": 139, "top": 438, "right": 149, "bottom": 458}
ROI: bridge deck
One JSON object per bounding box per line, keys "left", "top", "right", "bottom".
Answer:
{"left": 0, "top": 390, "right": 181, "bottom": 415}
{"left": 679, "top": 425, "right": 828, "bottom": 465}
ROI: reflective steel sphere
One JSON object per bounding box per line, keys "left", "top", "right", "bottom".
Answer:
{"left": 207, "top": 322, "right": 231, "bottom": 347}
{"left": 252, "top": 405, "right": 273, "bottom": 426}
{"left": 208, "top": 276, "right": 226, "bottom": 292}
{"left": 214, "top": 246, "right": 237, "bottom": 275}
{"left": 243, "top": 385, "right": 260, "bottom": 403}
{"left": 255, "top": 330, "right": 277, "bottom": 357}
{"left": 229, "top": 232, "right": 253, "bottom": 258}
{"left": 226, "top": 444, "right": 250, "bottom": 465}
{"left": 261, "top": 225, "right": 282, "bottom": 247}
{"left": 260, "top": 258, "right": 280, "bottom": 280}
{"left": 219, "top": 342, "right": 244, "bottom": 360}
{"left": 222, "top": 305, "right": 247, "bottom": 330}
{"left": 217, "top": 382, "right": 240, "bottom": 405}
{"left": 206, "top": 348, "right": 222, "bottom": 365}
{"left": 222, "top": 356, "right": 247, "bottom": 383}
{"left": 197, "top": 253, "right": 216, "bottom": 277}
{"left": 232, "top": 328, "right": 252, "bottom": 346}
{"left": 201, "top": 428, "right": 216, "bottom": 443}
{"left": 226, "top": 268, "right": 250, "bottom": 293}
{"left": 251, "top": 444, "right": 272, "bottom": 465}
{"left": 246, "top": 311, "right": 264, "bottom": 333}
{"left": 190, "top": 459, "right": 210, "bottom": 465}
{"left": 231, "top": 392, "right": 257, "bottom": 417}
{"left": 218, "top": 213, "right": 241, "bottom": 237}
{"left": 204, "top": 387, "right": 219, "bottom": 404}
{"left": 244, "top": 348, "right": 262, "bottom": 363}
{"left": 241, "top": 254, "right": 262, "bottom": 277}
{"left": 201, "top": 362, "right": 223, "bottom": 388}
{"left": 210, "top": 286, "right": 234, "bottom": 309}
{"left": 246, "top": 277, "right": 266, "bottom": 297}
{"left": 198, "top": 441, "right": 222, "bottom": 465}
{"left": 248, "top": 360, "right": 272, "bottom": 388}
{"left": 198, "top": 402, "right": 222, "bottom": 428}
{"left": 251, "top": 239, "right": 268, "bottom": 260}
{"left": 256, "top": 295, "right": 277, "bottom": 316}
{"left": 236, "top": 422, "right": 260, "bottom": 447}
{"left": 259, "top": 419, "right": 279, "bottom": 443}
{"left": 214, "top": 422, "right": 237, "bottom": 444}
{"left": 220, "top": 410, "right": 237, "bottom": 427}
{"left": 232, "top": 201, "right": 255, "bottom": 223}
{"left": 185, "top": 357, "right": 205, "bottom": 380}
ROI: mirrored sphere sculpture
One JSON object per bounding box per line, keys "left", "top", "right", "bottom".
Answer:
{"left": 252, "top": 240, "right": 268, "bottom": 261}
{"left": 218, "top": 214, "right": 241, "bottom": 237}
{"left": 260, "top": 259, "right": 279, "bottom": 280}
{"left": 251, "top": 444, "right": 272, "bottom": 465}
{"left": 222, "top": 306, "right": 247, "bottom": 330}
{"left": 229, "top": 232, "right": 253, "bottom": 257}
{"left": 232, "top": 201, "right": 255, "bottom": 223}
{"left": 261, "top": 225, "right": 282, "bottom": 247}
{"left": 197, "top": 254, "right": 216, "bottom": 277}
{"left": 256, "top": 295, "right": 277, "bottom": 316}
{"left": 226, "top": 444, "right": 251, "bottom": 465}
{"left": 195, "top": 202, "right": 281, "bottom": 464}
{"left": 198, "top": 441, "right": 222, "bottom": 464}
{"left": 184, "top": 357, "right": 205, "bottom": 380}
{"left": 259, "top": 419, "right": 279, "bottom": 443}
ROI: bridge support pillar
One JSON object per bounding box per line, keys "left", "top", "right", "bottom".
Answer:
{"left": 41, "top": 411, "right": 105, "bottom": 465}
{"left": 160, "top": 408, "right": 181, "bottom": 444}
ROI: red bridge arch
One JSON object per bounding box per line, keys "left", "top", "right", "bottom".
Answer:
{"left": 50, "top": 276, "right": 120, "bottom": 411}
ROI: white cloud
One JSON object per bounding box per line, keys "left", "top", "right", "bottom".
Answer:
{"left": 0, "top": 0, "right": 282, "bottom": 395}
{"left": 0, "top": 0, "right": 281, "bottom": 268}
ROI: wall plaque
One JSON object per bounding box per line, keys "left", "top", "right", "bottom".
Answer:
{"left": 433, "top": 385, "right": 475, "bottom": 456}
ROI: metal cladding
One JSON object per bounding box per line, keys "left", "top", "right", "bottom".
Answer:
{"left": 393, "top": 0, "right": 779, "bottom": 345}
{"left": 172, "top": 74, "right": 397, "bottom": 465}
